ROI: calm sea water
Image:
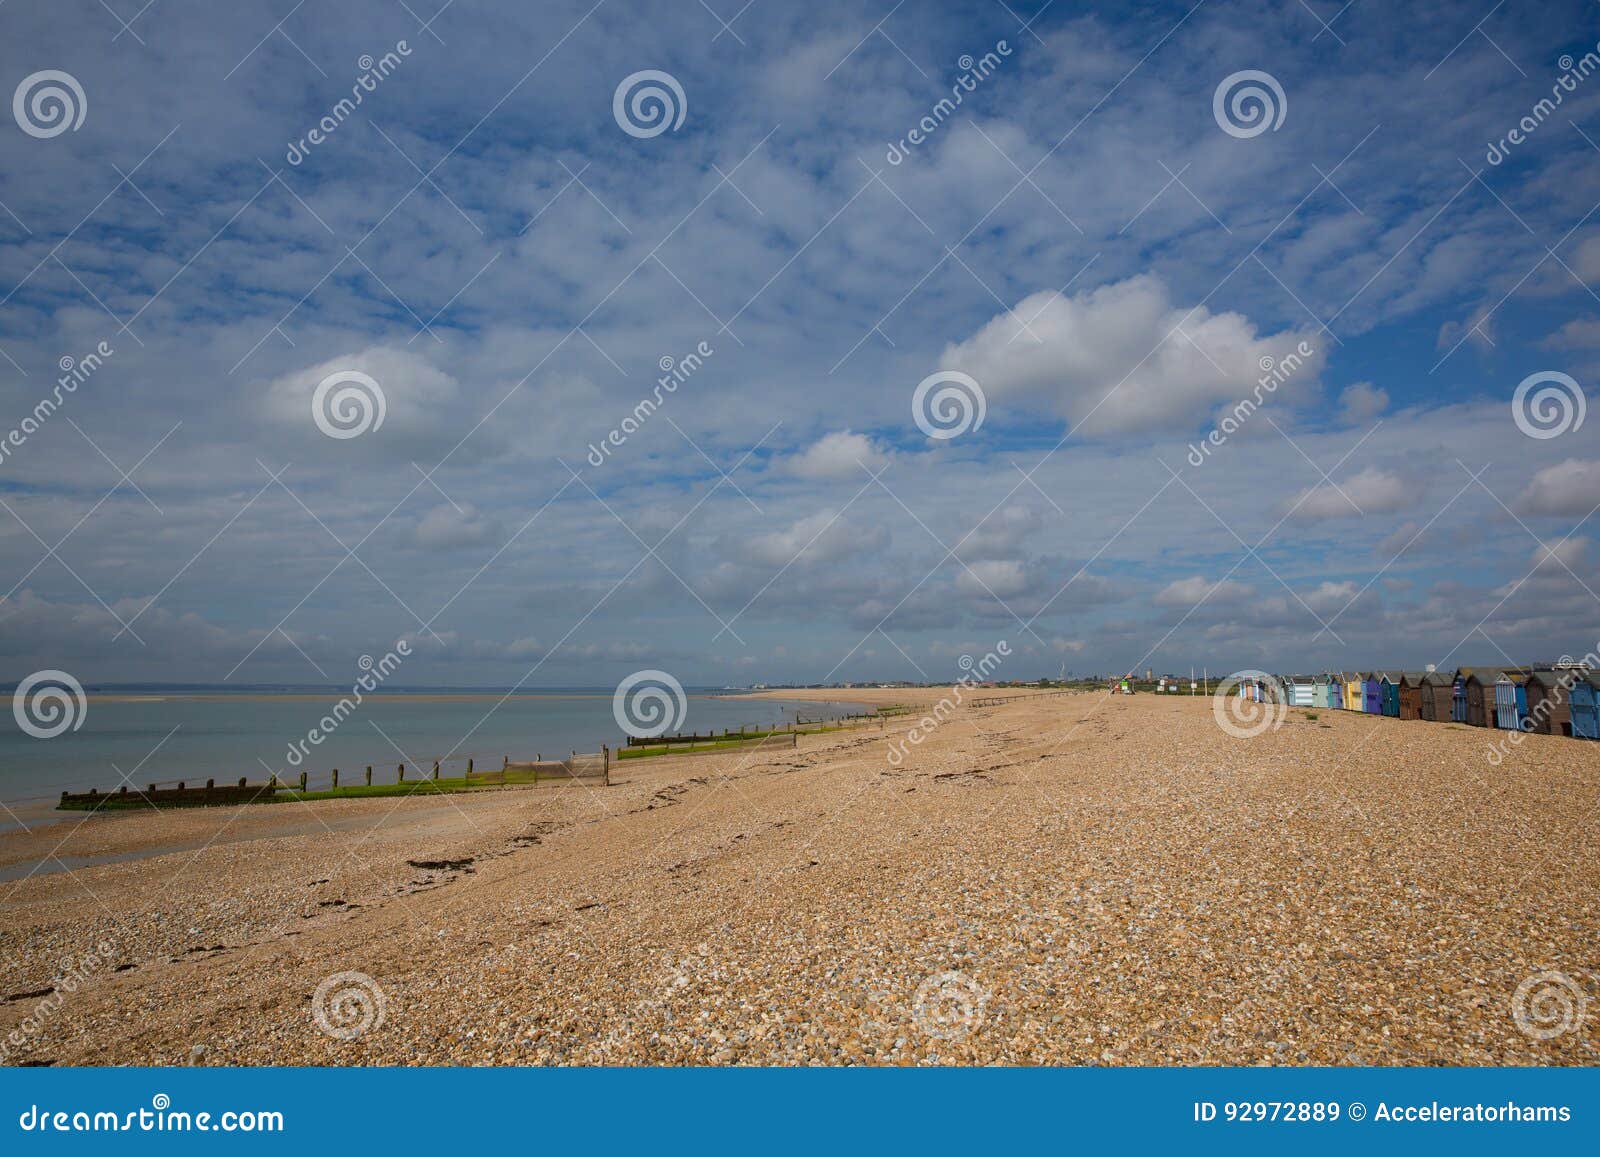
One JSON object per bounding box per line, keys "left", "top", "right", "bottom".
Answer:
{"left": 0, "top": 690, "right": 867, "bottom": 825}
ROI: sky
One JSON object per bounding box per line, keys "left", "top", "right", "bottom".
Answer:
{"left": 1, "top": 0, "right": 1598, "bottom": 689}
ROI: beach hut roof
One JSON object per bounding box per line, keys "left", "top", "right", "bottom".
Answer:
{"left": 1496, "top": 670, "right": 1529, "bottom": 685}
{"left": 1421, "top": 671, "right": 1452, "bottom": 686}
{"left": 1465, "top": 668, "right": 1503, "bottom": 686}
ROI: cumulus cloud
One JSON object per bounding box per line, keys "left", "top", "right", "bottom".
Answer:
{"left": 787, "top": 430, "right": 889, "bottom": 479}
{"left": 1516, "top": 459, "right": 1600, "bottom": 517}
{"left": 1540, "top": 318, "right": 1600, "bottom": 349}
{"left": 745, "top": 511, "right": 888, "bottom": 567}
{"left": 1337, "top": 381, "right": 1388, "bottom": 425}
{"left": 1288, "top": 467, "right": 1410, "bottom": 520}
{"left": 937, "top": 274, "right": 1323, "bottom": 435}
{"left": 1531, "top": 536, "right": 1589, "bottom": 569}
{"left": 260, "top": 346, "right": 466, "bottom": 455}
{"left": 1153, "top": 575, "right": 1253, "bottom": 607}
{"left": 413, "top": 503, "right": 501, "bottom": 550}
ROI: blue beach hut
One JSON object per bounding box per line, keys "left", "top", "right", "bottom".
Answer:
{"left": 1380, "top": 672, "right": 1402, "bottom": 718}
{"left": 1494, "top": 671, "right": 1528, "bottom": 731}
{"left": 1362, "top": 674, "right": 1383, "bottom": 715}
{"left": 1451, "top": 670, "right": 1469, "bottom": 722}
{"left": 1571, "top": 672, "right": 1600, "bottom": 740}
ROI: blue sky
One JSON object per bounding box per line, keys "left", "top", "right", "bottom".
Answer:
{"left": 1, "top": 0, "right": 1598, "bottom": 687}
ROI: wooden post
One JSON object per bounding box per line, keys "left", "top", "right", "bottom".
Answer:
{"left": 331, "top": 768, "right": 339, "bottom": 789}
{"left": 298, "top": 771, "right": 307, "bottom": 791}
{"left": 148, "top": 783, "right": 156, "bottom": 794}
{"left": 792, "top": 732, "right": 798, "bottom": 748}
{"left": 466, "top": 758, "right": 473, "bottom": 776}
{"left": 205, "top": 778, "right": 214, "bottom": 791}
{"left": 503, "top": 756, "right": 509, "bottom": 770}
{"left": 120, "top": 785, "right": 128, "bottom": 795}
{"left": 60, "top": 790, "right": 67, "bottom": 803}
{"left": 432, "top": 761, "right": 440, "bottom": 780}
{"left": 365, "top": 765, "right": 373, "bottom": 786}
{"left": 237, "top": 777, "right": 246, "bottom": 788}
{"left": 397, "top": 763, "right": 404, "bottom": 783}
{"left": 177, "top": 781, "right": 185, "bottom": 791}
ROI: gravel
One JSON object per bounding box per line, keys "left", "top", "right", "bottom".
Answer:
{"left": 1, "top": 691, "right": 1595, "bottom": 1066}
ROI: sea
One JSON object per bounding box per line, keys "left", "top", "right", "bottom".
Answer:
{"left": 0, "top": 686, "right": 871, "bottom": 830}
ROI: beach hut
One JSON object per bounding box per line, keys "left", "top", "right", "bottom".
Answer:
{"left": 1398, "top": 672, "right": 1427, "bottom": 720}
{"left": 1312, "top": 674, "right": 1337, "bottom": 709}
{"left": 1343, "top": 672, "right": 1363, "bottom": 712}
{"left": 1571, "top": 672, "right": 1600, "bottom": 740}
{"left": 1418, "top": 672, "right": 1454, "bottom": 722}
{"left": 1362, "top": 673, "right": 1383, "bottom": 715}
{"left": 1494, "top": 671, "right": 1528, "bottom": 731}
{"left": 1465, "top": 670, "right": 1501, "bottom": 728}
{"left": 1285, "top": 675, "right": 1315, "bottom": 707}
{"left": 1452, "top": 669, "right": 1471, "bottom": 722}
{"left": 1522, "top": 670, "right": 1574, "bottom": 737}
{"left": 1379, "top": 672, "right": 1402, "bottom": 718}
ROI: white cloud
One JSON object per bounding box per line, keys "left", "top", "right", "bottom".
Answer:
{"left": 261, "top": 346, "right": 463, "bottom": 454}
{"left": 787, "top": 430, "right": 888, "bottom": 479}
{"left": 1337, "top": 381, "right": 1388, "bottom": 425}
{"left": 1531, "top": 536, "right": 1589, "bottom": 569}
{"left": 1153, "top": 575, "right": 1253, "bottom": 607}
{"left": 413, "top": 503, "right": 500, "bottom": 550}
{"left": 1288, "top": 466, "right": 1410, "bottom": 520}
{"left": 937, "top": 274, "right": 1323, "bottom": 435}
{"left": 1516, "top": 460, "right": 1600, "bottom": 517}
{"left": 1540, "top": 318, "right": 1600, "bottom": 349}
{"left": 746, "top": 511, "right": 887, "bottom": 567}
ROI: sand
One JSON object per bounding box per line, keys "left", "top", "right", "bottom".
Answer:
{"left": 1, "top": 690, "right": 1595, "bottom": 1066}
